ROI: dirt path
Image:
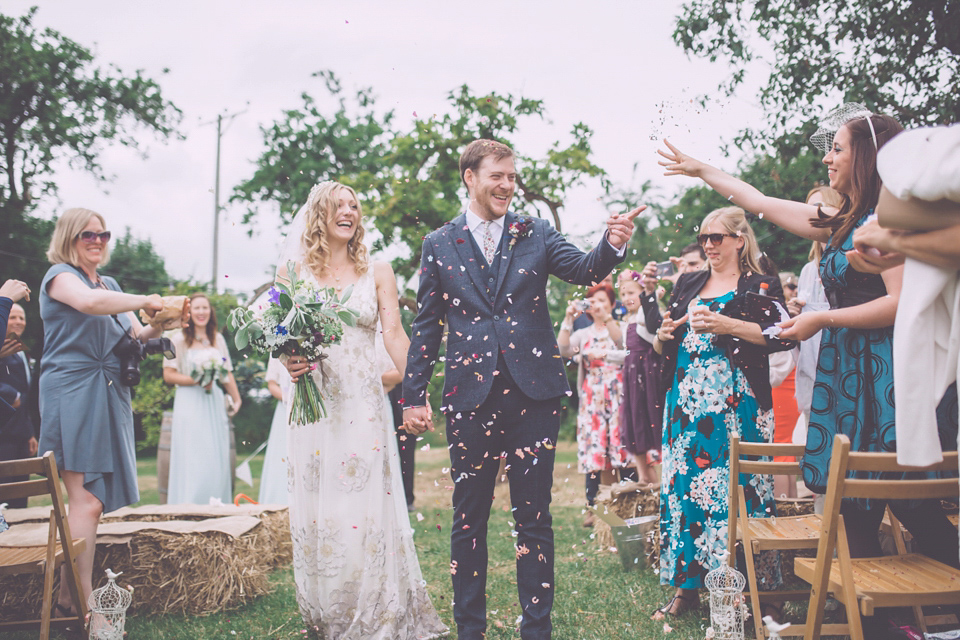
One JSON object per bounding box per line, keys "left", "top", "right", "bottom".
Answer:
{"left": 408, "top": 440, "right": 588, "bottom": 514}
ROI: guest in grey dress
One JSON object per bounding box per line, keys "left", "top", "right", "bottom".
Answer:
{"left": 38, "top": 207, "right": 164, "bottom": 616}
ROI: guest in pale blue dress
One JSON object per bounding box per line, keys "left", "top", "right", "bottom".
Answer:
{"left": 163, "top": 293, "right": 241, "bottom": 505}
{"left": 39, "top": 208, "right": 165, "bottom": 615}
{"left": 259, "top": 357, "right": 290, "bottom": 505}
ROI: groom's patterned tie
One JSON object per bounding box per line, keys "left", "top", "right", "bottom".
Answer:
{"left": 482, "top": 220, "right": 496, "bottom": 264}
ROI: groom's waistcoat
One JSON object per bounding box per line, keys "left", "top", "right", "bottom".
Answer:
{"left": 404, "top": 211, "right": 624, "bottom": 414}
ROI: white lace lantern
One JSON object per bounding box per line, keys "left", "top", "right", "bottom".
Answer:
{"left": 87, "top": 569, "right": 132, "bottom": 640}
{"left": 704, "top": 550, "right": 746, "bottom": 640}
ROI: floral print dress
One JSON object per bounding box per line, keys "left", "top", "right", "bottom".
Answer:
{"left": 570, "top": 323, "right": 629, "bottom": 474}
{"left": 659, "top": 291, "right": 778, "bottom": 590}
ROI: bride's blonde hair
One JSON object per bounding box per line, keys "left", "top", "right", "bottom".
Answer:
{"left": 301, "top": 181, "right": 369, "bottom": 278}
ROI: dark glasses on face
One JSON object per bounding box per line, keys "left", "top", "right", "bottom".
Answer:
{"left": 696, "top": 232, "right": 738, "bottom": 246}
{"left": 77, "top": 231, "right": 111, "bottom": 243}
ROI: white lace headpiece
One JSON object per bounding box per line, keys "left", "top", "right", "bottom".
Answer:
{"left": 809, "top": 102, "right": 878, "bottom": 154}
{"left": 275, "top": 180, "right": 337, "bottom": 279}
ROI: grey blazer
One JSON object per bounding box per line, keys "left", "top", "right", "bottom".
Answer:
{"left": 403, "top": 211, "right": 624, "bottom": 414}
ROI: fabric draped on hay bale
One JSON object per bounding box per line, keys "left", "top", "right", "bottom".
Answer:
{"left": 0, "top": 505, "right": 291, "bottom": 619}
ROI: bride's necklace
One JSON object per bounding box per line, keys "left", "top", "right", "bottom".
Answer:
{"left": 328, "top": 263, "right": 350, "bottom": 292}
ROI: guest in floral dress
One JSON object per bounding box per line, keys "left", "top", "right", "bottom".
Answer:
{"left": 559, "top": 282, "right": 634, "bottom": 523}
{"left": 641, "top": 207, "right": 795, "bottom": 619}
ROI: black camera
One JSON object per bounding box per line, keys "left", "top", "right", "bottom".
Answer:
{"left": 114, "top": 334, "right": 176, "bottom": 387}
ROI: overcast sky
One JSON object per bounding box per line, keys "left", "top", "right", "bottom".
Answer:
{"left": 8, "top": 1, "right": 763, "bottom": 295}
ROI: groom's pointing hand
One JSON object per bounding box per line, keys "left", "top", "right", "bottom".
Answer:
{"left": 606, "top": 205, "right": 646, "bottom": 250}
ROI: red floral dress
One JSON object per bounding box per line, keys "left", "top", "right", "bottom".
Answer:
{"left": 569, "top": 324, "right": 629, "bottom": 474}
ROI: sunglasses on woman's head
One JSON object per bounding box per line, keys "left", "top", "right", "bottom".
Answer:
{"left": 696, "top": 232, "right": 738, "bottom": 246}
{"left": 77, "top": 231, "right": 111, "bottom": 243}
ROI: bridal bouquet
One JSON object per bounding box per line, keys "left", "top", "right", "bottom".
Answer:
{"left": 227, "top": 261, "right": 359, "bottom": 425}
{"left": 191, "top": 356, "right": 229, "bottom": 393}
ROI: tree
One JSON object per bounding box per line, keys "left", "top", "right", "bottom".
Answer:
{"left": 233, "top": 74, "right": 610, "bottom": 285}
{"left": 674, "top": 0, "right": 960, "bottom": 157}
{"left": 103, "top": 228, "right": 173, "bottom": 295}
{"left": 0, "top": 6, "right": 182, "bottom": 224}
{"left": 231, "top": 70, "right": 395, "bottom": 230}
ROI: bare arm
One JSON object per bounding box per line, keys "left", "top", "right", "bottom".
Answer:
{"left": 163, "top": 367, "right": 196, "bottom": 387}
{"left": 779, "top": 264, "right": 902, "bottom": 340}
{"left": 658, "top": 139, "right": 832, "bottom": 242}
{"left": 267, "top": 380, "right": 283, "bottom": 401}
{"left": 47, "top": 272, "right": 163, "bottom": 319}
{"left": 222, "top": 372, "right": 242, "bottom": 416}
{"left": 374, "top": 262, "right": 410, "bottom": 377}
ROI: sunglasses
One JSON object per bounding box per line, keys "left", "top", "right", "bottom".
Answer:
{"left": 696, "top": 232, "right": 738, "bottom": 246}
{"left": 77, "top": 231, "right": 111, "bottom": 243}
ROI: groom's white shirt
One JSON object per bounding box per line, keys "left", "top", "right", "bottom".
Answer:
{"left": 465, "top": 205, "right": 504, "bottom": 248}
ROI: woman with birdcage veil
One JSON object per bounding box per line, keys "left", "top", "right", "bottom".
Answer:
{"left": 657, "top": 105, "right": 959, "bottom": 629}
{"left": 276, "top": 181, "right": 447, "bottom": 639}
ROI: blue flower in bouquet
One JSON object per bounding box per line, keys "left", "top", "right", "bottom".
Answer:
{"left": 227, "top": 259, "right": 360, "bottom": 425}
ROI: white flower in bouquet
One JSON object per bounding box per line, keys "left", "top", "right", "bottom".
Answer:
{"left": 191, "top": 356, "right": 230, "bottom": 393}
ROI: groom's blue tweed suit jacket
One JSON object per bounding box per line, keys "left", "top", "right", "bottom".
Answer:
{"left": 404, "top": 210, "right": 624, "bottom": 414}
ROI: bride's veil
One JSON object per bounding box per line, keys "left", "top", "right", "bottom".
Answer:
{"left": 275, "top": 180, "right": 336, "bottom": 282}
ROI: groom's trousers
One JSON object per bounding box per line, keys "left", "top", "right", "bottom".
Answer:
{"left": 446, "top": 363, "right": 560, "bottom": 640}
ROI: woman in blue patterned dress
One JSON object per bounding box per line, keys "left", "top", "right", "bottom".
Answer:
{"left": 642, "top": 207, "right": 794, "bottom": 619}
{"left": 658, "top": 107, "right": 958, "bottom": 632}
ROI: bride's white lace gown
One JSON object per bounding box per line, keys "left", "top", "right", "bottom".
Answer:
{"left": 287, "top": 269, "right": 448, "bottom": 639}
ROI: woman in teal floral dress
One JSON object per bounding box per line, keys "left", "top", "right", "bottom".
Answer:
{"left": 658, "top": 109, "right": 959, "bottom": 637}
{"left": 642, "top": 207, "right": 794, "bottom": 618}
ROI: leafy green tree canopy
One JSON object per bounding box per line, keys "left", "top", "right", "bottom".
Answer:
{"left": 104, "top": 228, "right": 173, "bottom": 295}
{"left": 674, "top": 0, "right": 959, "bottom": 156}
{"left": 234, "top": 73, "right": 609, "bottom": 283}
{"left": 0, "top": 6, "right": 182, "bottom": 223}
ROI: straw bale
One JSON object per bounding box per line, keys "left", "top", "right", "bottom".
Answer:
{"left": 591, "top": 485, "right": 814, "bottom": 567}
{"left": 593, "top": 482, "right": 660, "bottom": 563}
{"left": 0, "top": 506, "right": 292, "bottom": 619}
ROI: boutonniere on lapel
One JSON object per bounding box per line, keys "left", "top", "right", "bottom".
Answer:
{"left": 507, "top": 217, "right": 533, "bottom": 249}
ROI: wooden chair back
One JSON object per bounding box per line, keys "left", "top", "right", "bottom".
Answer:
{"left": 803, "top": 434, "right": 960, "bottom": 640}
{"left": 0, "top": 452, "right": 87, "bottom": 638}
{"left": 727, "top": 434, "right": 807, "bottom": 559}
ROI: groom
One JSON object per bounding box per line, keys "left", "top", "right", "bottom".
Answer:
{"left": 402, "top": 139, "right": 641, "bottom": 640}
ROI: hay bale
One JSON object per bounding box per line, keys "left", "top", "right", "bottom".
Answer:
{"left": 593, "top": 482, "right": 660, "bottom": 564}
{"left": 0, "top": 505, "right": 292, "bottom": 620}
{"left": 591, "top": 487, "right": 813, "bottom": 570}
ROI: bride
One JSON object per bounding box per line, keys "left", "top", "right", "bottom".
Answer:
{"left": 280, "top": 181, "right": 448, "bottom": 639}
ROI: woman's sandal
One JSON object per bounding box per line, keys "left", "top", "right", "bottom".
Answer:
{"left": 651, "top": 593, "right": 698, "bottom": 619}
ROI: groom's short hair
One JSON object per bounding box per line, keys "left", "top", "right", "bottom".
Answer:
{"left": 460, "top": 139, "right": 515, "bottom": 190}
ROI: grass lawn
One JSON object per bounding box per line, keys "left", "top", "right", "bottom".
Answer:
{"left": 9, "top": 443, "right": 730, "bottom": 639}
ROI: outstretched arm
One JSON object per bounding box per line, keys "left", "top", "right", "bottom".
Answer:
{"left": 658, "top": 139, "right": 832, "bottom": 243}
{"left": 546, "top": 206, "right": 643, "bottom": 284}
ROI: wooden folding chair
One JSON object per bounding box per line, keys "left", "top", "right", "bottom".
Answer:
{"left": 727, "top": 434, "right": 847, "bottom": 638}
{"left": 0, "top": 452, "right": 87, "bottom": 638}
{"left": 794, "top": 434, "right": 960, "bottom": 640}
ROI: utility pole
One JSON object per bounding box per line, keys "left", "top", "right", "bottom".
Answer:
{"left": 203, "top": 107, "right": 247, "bottom": 293}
